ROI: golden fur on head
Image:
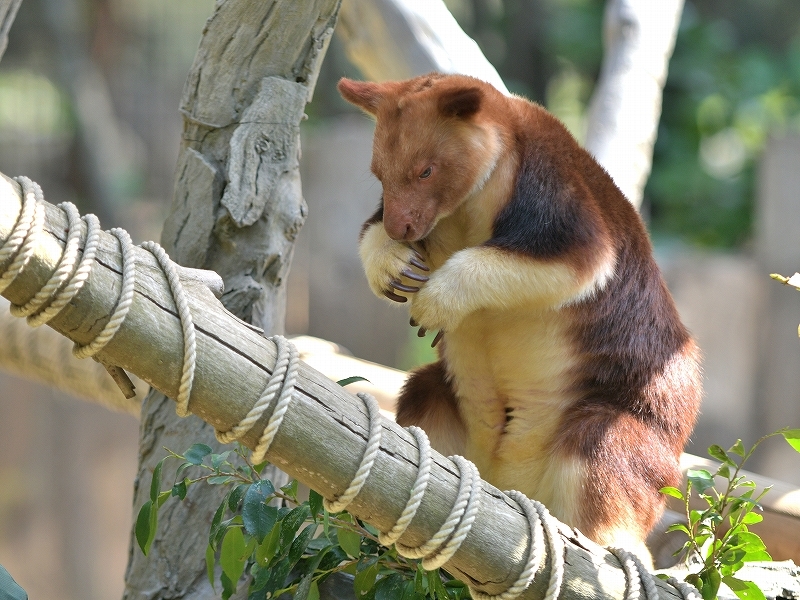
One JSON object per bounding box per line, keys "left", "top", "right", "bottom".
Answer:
{"left": 341, "top": 73, "right": 702, "bottom": 562}
{"left": 339, "top": 75, "right": 505, "bottom": 242}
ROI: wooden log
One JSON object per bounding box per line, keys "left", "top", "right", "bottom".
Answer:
{"left": 0, "top": 177, "right": 695, "bottom": 599}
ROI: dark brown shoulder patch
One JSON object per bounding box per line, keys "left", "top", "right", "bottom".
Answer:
{"left": 396, "top": 360, "right": 466, "bottom": 455}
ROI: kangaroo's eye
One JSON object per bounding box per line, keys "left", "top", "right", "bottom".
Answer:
{"left": 419, "top": 166, "right": 433, "bottom": 179}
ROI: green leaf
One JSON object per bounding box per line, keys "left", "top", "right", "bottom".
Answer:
{"left": 135, "top": 500, "right": 153, "bottom": 555}
{"left": 729, "top": 440, "right": 745, "bottom": 457}
{"left": 338, "top": 527, "right": 363, "bottom": 558}
{"left": 354, "top": 561, "right": 380, "bottom": 597}
{"left": 147, "top": 496, "right": 158, "bottom": 550}
{"left": 688, "top": 469, "right": 716, "bottom": 494}
{"left": 429, "top": 570, "right": 450, "bottom": 600}
{"left": 176, "top": 461, "right": 193, "bottom": 479}
{"left": 308, "top": 581, "right": 320, "bottom": 600}
{"left": 374, "top": 573, "right": 406, "bottom": 600}
{"left": 256, "top": 521, "right": 281, "bottom": 565}
{"left": 722, "top": 576, "right": 768, "bottom": 600}
{"left": 209, "top": 497, "right": 228, "bottom": 548}
{"left": 686, "top": 573, "right": 702, "bottom": 591}
{"left": 282, "top": 479, "right": 299, "bottom": 501}
{"left": 228, "top": 483, "right": 250, "bottom": 512}
{"left": 309, "top": 489, "right": 324, "bottom": 520}
{"left": 220, "top": 571, "right": 236, "bottom": 600}
{"left": 295, "top": 573, "right": 315, "bottom": 600}
{"left": 172, "top": 478, "right": 188, "bottom": 500}
{"left": 156, "top": 490, "right": 171, "bottom": 509}
{"left": 718, "top": 464, "right": 731, "bottom": 478}
{"left": 0, "top": 564, "right": 27, "bottom": 600}
{"left": 184, "top": 443, "right": 213, "bottom": 465}
{"left": 708, "top": 444, "right": 734, "bottom": 465}
{"left": 220, "top": 527, "right": 247, "bottom": 585}
{"left": 150, "top": 458, "right": 165, "bottom": 503}
{"left": 740, "top": 512, "right": 763, "bottom": 525}
{"left": 660, "top": 486, "right": 684, "bottom": 500}
{"left": 721, "top": 548, "right": 747, "bottom": 565}
{"left": 337, "top": 376, "right": 371, "bottom": 387}
{"left": 415, "top": 564, "right": 426, "bottom": 595}
{"left": 728, "top": 531, "right": 767, "bottom": 551}
{"left": 280, "top": 505, "right": 311, "bottom": 554}
{"left": 700, "top": 568, "right": 721, "bottom": 600}
{"left": 242, "top": 482, "right": 278, "bottom": 542}
{"left": 289, "top": 523, "right": 318, "bottom": 564}
{"left": 403, "top": 580, "right": 419, "bottom": 600}
{"left": 666, "top": 523, "right": 691, "bottom": 535}
{"left": 208, "top": 475, "right": 234, "bottom": 485}
{"left": 781, "top": 429, "right": 800, "bottom": 453}
{"left": 205, "top": 543, "right": 216, "bottom": 591}
{"left": 261, "top": 557, "right": 293, "bottom": 599}
{"left": 211, "top": 451, "right": 232, "bottom": 470}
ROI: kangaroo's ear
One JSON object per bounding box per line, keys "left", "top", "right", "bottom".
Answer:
{"left": 338, "top": 78, "right": 384, "bottom": 115}
{"left": 437, "top": 86, "right": 482, "bottom": 119}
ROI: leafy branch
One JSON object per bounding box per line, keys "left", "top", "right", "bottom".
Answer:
{"left": 135, "top": 442, "right": 471, "bottom": 600}
{"left": 661, "top": 428, "right": 800, "bottom": 600}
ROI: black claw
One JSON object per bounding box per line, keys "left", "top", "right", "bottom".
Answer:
{"left": 390, "top": 280, "right": 420, "bottom": 293}
{"left": 410, "top": 317, "right": 418, "bottom": 327}
{"left": 383, "top": 290, "right": 407, "bottom": 303}
{"left": 417, "top": 327, "right": 427, "bottom": 337}
{"left": 409, "top": 256, "right": 430, "bottom": 271}
{"left": 431, "top": 330, "right": 444, "bottom": 347}
{"left": 401, "top": 268, "right": 429, "bottom": 283}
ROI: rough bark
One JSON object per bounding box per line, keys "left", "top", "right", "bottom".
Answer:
{"left": 0, "top": 175, "right": 691, "bottom": 600}
{"left": 123, "top": 1, "right": 342, "bottom": 598}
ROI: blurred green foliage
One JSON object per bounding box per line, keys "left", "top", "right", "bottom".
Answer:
{"left": 648, "top": 2, "right": 800, "bottom": 247}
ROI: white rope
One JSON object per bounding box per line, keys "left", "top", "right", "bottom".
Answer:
{"left": 216, "top": 334, "right": 298, "bottom": 459}
{"left": 0, "top": 177, "right": 44, "bottom": 294}
{"left": 378, "top": 425, "right": 432, "bottom": 547}
{"left": 609, "top": 546, "right": 653, "bottom": 600}
{"left": 26, "top": 212, "right": 101, "bottom": 328}
{"left": 471, "top": 492, "right": 563, "bottom": 600}
{"left": 72, "top": 227, "right": 136, "bottom": 360}
{"left": 324, "top": 391, "right": 383, "bottom": 513}
{"left": 10, "top": 201, "right": 82, "bottom": 318}
{"left": 666, "top": 576, "right": 702, "bottom": 600}
{"left": 141, "top": 241, "right": 196, "bottom": 417}
{"left": 0, "top": 176, "right": 704, "bottom": 600}
{"left": 396, "top": 455, "right": 481, "bottom": 570}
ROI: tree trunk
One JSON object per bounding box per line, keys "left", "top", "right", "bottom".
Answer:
{"left": 0, "top": 0, "right": 21, "bottom": 61}
{"left": 584, "top": 0, "right": 685, "bottom": 208}
{"left": 123, "top": 1, "right": 341, "bottom": 597}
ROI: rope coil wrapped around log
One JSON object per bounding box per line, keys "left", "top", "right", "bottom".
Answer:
{"left": 0, "top": 176, "right": 700, "bottom": 600}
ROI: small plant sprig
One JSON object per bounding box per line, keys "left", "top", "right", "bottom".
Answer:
{"left": 660, "top": 427, "right": 800, "bottom": 600}
{"left": 135, "top": 442, "right": 471, "bottom": 600}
